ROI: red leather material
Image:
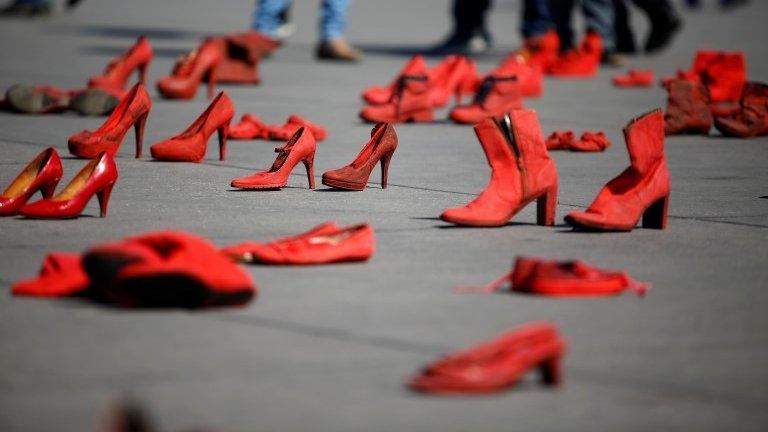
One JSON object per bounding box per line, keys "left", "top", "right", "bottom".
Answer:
{"left": 613, "top": 69, "right": 655, "bottom": 87}
{"left": 269, "top": 114, "right": 328, "bottom": 141}
{"left": 0, "top": 147, "right": 63, "bottom": 216}
{"left": 714, "top": 81, "right": 768, "bottom": 138}
{"left": 664, "top": 79, "right": 713, "bottom": 135}
{"left": 449, "top": 74, "right": 524, "bottom": 124}
{"left": 548, "top": 31, "right": 602, "bottom": 77}
{"left": 156, "top": 38, "right": 222, "bottom": 100}
{"left": 88, "top": 36, "right": 153, "bottom": 92}
{"left": 517, "top": 30, "right": 560, "bottom": 71}
{"left": 12, "top": 253, "right": 88, "bottom": 297}
{"left": 322, "top": 123, "right": 398, "bottom": 190}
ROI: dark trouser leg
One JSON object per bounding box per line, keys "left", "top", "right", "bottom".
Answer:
{"left": 550, "top": 0, "right": 576, "bottom": 51}
{"left": 522, "top": 0, "right": 554, "bottom": 38}
{"left": 614, "top": 0, "right": 636, "bottom": 53}
{"left": 452, "top": 0, "right": 493, "bottom": 41}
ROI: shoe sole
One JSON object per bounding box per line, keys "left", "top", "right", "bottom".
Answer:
{"left": 71, "top": 89, "right": 120, "bottom": 116}
{"left": 6, "top": 85, "right": 67, "bottom": 114}
{"left": 321, "top": 177, "right": 365, "bottom": 191}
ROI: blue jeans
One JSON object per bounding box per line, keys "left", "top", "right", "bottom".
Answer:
{"left": 253, "top": 0, "right": 350, "bottom": 41}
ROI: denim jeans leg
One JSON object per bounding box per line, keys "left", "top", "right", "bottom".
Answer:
{"left": 320, "top": 0, "right": 350, "bottom": 41}
{"left": 522, "top": 0, "right": 554, "bottom": 38}
{"left": 582, "top": 0, "right": 617, "bottom": 52}
{"left": 252, "top": 0, "right": 290, "bottom": 35}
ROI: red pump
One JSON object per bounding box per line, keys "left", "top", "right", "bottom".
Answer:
{"left": 88, "top": 36, "right": 153, "bottom": 93}
{"left": 322, "top": 122, "right": 397, "bottom": 191}
{"left": 156, "top": 38, "right": 222, "bottom": 100}
{"left": 0, "top": 147, "right": 62, "bottom": 216}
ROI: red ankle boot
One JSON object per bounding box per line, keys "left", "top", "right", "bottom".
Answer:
{"left": 612, "top": 69, "right": 655, "bottom": 87}
{"left": 269, "top": 114, "right": 328, "bottom": 141}
{"left": 429, "top": 55, "right": 479, "bottom": 107}
{"left": 565, "top": 109, "right": 670, "bottom": 231}
{"left": 0, "top": 147, "right": 62, "bottom": 216}
{"left": 230, "top": 127, "right": 317, "bottom": 189}
{"left": 156, "top": 38, "right": 222, "bottom": 100}
{"left": 440, "top": 110, "right": 558, "bottom": 227}
{"left": 408, "top": 322, "right": 567, "bottom": 394}
{"left": 68, "top": 83, "right": 152, "bottom": 159}
{"left": 228, "top": 113, "right": 278, "bottom": 140}
{"left": 12, "top": 253, "right": 89, "bottom": 297}
{"left": 362, "top": 55, "right": 428, "bottom": 105}
{"left": 88, "top": 36, "right": 153, "bottom": 92}
{"left": 702, "top": 52, "right": 746, "bottom": 104}
{"left": 322, "top": 122, "right": 397, "bottom": 190}
{"left": 359, "top": 73, "right": 435, "bottom": 123}
{"left": 449, "top": 74, "right": 523, "bottom": 124}
{"left": 20, "top": 152, "right": 118, "bottom": 219}
{"left": 517, "top": 29, "right": 560, "bottom": 71}
{"left": 150, "top": 92, "right": 234, "bottom": 162}
{"left": 714, "top": 82, "right": 768, "bottom": 138}
{"left": 495, "top": 55, "right": 543, "bottom": 98}
{"left": 663, "top": 79, "right": 713, "bottom": 135}
{"left": 548, "top": 31, "right": 603, "bottom": 78}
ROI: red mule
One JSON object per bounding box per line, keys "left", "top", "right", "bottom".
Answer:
{"left": 362, "top": 55, "right": 428, "bottom": 105}
{"left": 548, "top": 31, "right": 603, "bottom": 78}
{"left": 230, "top": 126, "right": 317, "bottom": 189}
{"left": 88, "top": 36, "right": 153, "bottom": 93}
{"left": 714, "top": 82, "right": 768, "bottom": 138}
{"left": 150, "top": 92, "right": 234, "bottom": 162}
{"left": 359, "top": 73, "right": 435, "bottom": 123}
{"left": 68, "top": 83, "right": 152, "bottom": 159}
{"left": 156, "top": 38, "right": 222, "bottom": 100}
{"left": 0, "top": 147, "right": 62, "bottom": 216}
{"left": 449, "top": 74, "right": 524, "bottom": 124}
{"left": 20, "top": 152, "right": 118, "bottom": 219}
{"left": 613, "top": 69, "right": 655, "bottom": 88}
{"left": 565, "top": 109, "right": 670, "bottom": 231}
{"left": 663, "top": 79, "right": 713, "bottom": 135}
{"left": 322, "top": 122, "right": 397, "bottom": 190}
{"left": 408, "top": 322, "right": 567, "bottom": 395}
{"left": 440, "top": 110, "right": 559, "bottom": 227}
{"left": 269, "top": 114, "right": 328, "bottom": 141}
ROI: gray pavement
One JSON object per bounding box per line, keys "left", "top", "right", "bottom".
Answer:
{"left": 1, "top": 0, "right": 767, "bottom": 431}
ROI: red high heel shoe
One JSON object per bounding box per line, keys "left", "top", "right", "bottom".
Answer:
{"left": 20, "top": 152, "right": 118, "bottom": 219}
{"left": 663, "top": 79, "right": 713, "bottom": 135}
{"left": 150, "top": 92, "right": 234, "bottom": 162}
{"left": 156, "top": 38, "right": 222, "bottom": 100}
{"left": 429, "top": 55, "right": 479, "bottom": 107}
{"left": 613, "top": 69, "right": 655, "bottom": 88}
{"left": 714, "top": 81, "right": 768, "bottom": 138}
{"left": 362, "top": 55, "right": 428, "bottom": 105}
{"left": 322, "top": 123, "right": 397, "bottom": 191}
{"left": 440, "top": 109, "right": 559, "bottom": 227}
{"left": 230, "top": 126, "right": 317, "bottom": 189}
{"left": 359, "top": 73, "right": 434, "bottom": 123}
{"left": 449, "top": 74, "right": 524, "bottom": 124}
{"left": 88, "top": 36, "right": 153, "bottom": 92}
{"left": 0, "top": 147, "right": 62, "bottom": 216}
{"left": 494, "top": 54, "right": 544, "bottom": 98}
{"left": 222, "top": 222, "right": 374, "bottom": 265}
{"left": 548, "top": 31, "right": 603, "bottom": 78}
{"left": 269, "top": 114, "right": 328, "bottom": 141}
{"left": 408, "top": 322, "right": 567, "bottom": 394}
{"left": 565, "top": 109, "right": 670, "bottom": 231}
{"left": 68, "top": 83, "right": 152, "bottom": 159}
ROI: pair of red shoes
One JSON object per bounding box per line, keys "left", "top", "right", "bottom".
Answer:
{"left": 548, "top": 31, "right": 603, "bottom": 78}
{"left": 12, "top": 230, "right": 256, "bottom": 308}
{"left": 661, "top": 50, "right": 747, "bottom": 108}
{"left": 546, "top": 130, "right": 611, "bottom": 152}
{"left": 0, "top": 148, "right": 117, "bottom": 219}
{"left": 228, "top": 113, "right": 327, "bottom": 141}
{"left": 613, "top": 69, "right": 655, "bottom": 88}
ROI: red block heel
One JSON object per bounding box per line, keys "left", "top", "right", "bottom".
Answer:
{"left": 536, "top": 186, "right": 557, "bottom": 226}
{"left": 322, "top": 123, "right": 398, "bottom": 191}
{"left": 96, "top": 182, "right": 115, "bottom": 217}
{"left": 0, "top": 148, "right": 63, "bottom": 216}
{"left": 303, "top": 153, "right": 316, "bottom": 189}
{"left": 642, "top": 195, "right": 669, "bottom": 229}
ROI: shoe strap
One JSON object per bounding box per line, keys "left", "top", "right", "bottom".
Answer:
{"left": 472, "top": 75, "right": 517, "bottom": 106}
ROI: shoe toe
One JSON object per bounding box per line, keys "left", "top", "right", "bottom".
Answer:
{"left": 449, "top": 106, "right": 482, "bottom": 124}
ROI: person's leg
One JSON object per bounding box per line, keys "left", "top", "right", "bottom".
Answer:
{"left": 522, "top": 0, "right": 554, "bottom": 38}
{"left": 613, "top": 0, "right": 636, "bottom": 53}
{"left": 629, "top": 0, "right": 681, "bottom": 52}
{"left": 0, "top": 0, "right": 51, "bottom": 16}
{"left": 320, "top": 0, "right": 349, "bottom": 42}
{"left": 582, "top": 0, "right": 616, "bottom": 53}
{"left": 550, "top": 0, "right": 576, "bottom": 51}
{"left": 430, "top": 0, "right": 493, "bottom": 54}
{"left": 251, "top": 0, "right": 290, "bottom": 36}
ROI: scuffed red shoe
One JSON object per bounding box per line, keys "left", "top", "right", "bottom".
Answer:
{"left": 0, "top": 147, "right": 62, "bottom": 216}
{"left": 495, "top": 54, "right": 544, "bottom": 98}
{"left": 565, "top": 109, "right": 670, "bottom": 231}
{"left": 12, "top": 253, "right": 88, "bottom": 297}
{"left": 362, "top": 55, "right": 428, "bottom": 105}
{"left": 4, "top": 84, "right": 76, "bottom": 114}
{"left": 449, "top": 75, "right": 523, "bottom": 124}
{"left": 545, "top": 130, "right": 575, "bottom": 150}
{"left": 88, "top": 36, "right": 153, "bottom": 93}
{"left": 230, "top": 127, "right": 316, "bottom": 189}
{"left": 269, "top": 114, "right": 328, "bottom": 141}
{"left": 360, "top": 73, "right": 435, "bottom": 123}
{"left": 548, "top": 31, "right": 603, "bottom": 78}
{"left": 156, "top": 38, "right": 222, "bottom": 100}
{"left": 664, "top": 79, "right": 713, "bottom": 135}
{"left": 228, "top": 113, "right": 279, "bottom": 140}
{"left": 613, "top": 69, "right": 655, "bottom": 87}
{"left": 714, "top": 81, "right": 768, "bottom": 138}
{"left": 322, "top": 122, "right": 397, "bottom": 190}
{"left": 571, "top": 131, "right": 610, "bottom": 152}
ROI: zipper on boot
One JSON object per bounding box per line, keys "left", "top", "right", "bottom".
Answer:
{"left": 495, "top": 114, "right": 528, "bottom": 199}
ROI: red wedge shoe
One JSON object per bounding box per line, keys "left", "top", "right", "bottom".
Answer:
{"left": 565, "top": 109, "right": 670, "bottom": 231}
{"left": 4, "top": 84, "right": 75, "bottom": 114}
{"left": 230, "top": 126, "right": 316, "bottom": 189}
{"left": 12, "top": 253, "right": 89, "bottom": 297}
{"left": 322, "top": 122, "right": 397, "bottom": 190}
{"left": 495, "top": 54, "right": 544, "bottom": 98}
{"left": 362, "top": 55, "right": 428, "bottom": 105}
{"left": 516, "top": 29, "right": 560, "bottom": 71}
{"left": 269, "top": 114, "right": 328, "bottom": 141}
{"left": 222, "top": 222, "right": 374, "bottom": 265}
{"left": 440, "top": 110, "right": 558, "bottom": 227}
{"left": 228, "top": 113, "right": 279, "bottom": 140}
{"left": 150, "top": 92, "right": 234, "bottom": 162}
{"left": 664, "top": 79, "right": 713, "bottom": 135}
{"left": 548, "top": 31, "right": 603, "bottom": 78}
{"left": 0, "top": 147, "right": 62, "bottom": 216}
{"left": 613, "top": 69, "right": 655, "bottom": 87}
{"left": 359, "top": 74, "right": 434, "bottom": 123}
{"left": 20, "top": 151, "right": 118, "bottom": 219}
{"left": 68, "top": 83, "right": 152, "bottom": 159}
{"left": 714, "top": 81, "right": 768, "bottom": 138}
{"left": 156, "top": 38, "right": 222, "bottom": 100}
{"left": 449, "top": 74, "right": 523, "bottom": 124}
{"left": 408, "top": 322, "right": 567, "bottom": 395}
{"left": 88, "top": 36, "right": 153, "bottom": 93}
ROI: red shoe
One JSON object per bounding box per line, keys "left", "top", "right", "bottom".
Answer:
{"left": 269, "top": 114, "right": 328, "bottom": 141}
{"left": 322, "top": 122, "right": 397, "bottom": 190}
{"left": 156, "top": 38, "right": 222, "bottom": 100}
{"left": 362, "top": 55, "right": 428, "bottom": 105}
{"left": 4, "top": 84, "right": 75, "bottom": 114}
{"left": 571, "top": 131, "right": 610, "bottom": 152}
{"left": 225, "top": 30, "right": 281, "bottom": 59}
{"left": 408, "top": 322, "right": 567, "bottom": 394}
{"left": 449, "top": 74, "right": 523, "bottom": 124}
{"left": 228, "top": 113, "right": 278, "bottom": 140}
{"left": 613, "top": 69, "right": 655, "bottom": 87}
{"left": 494, "top": 54, "right": 544, "bottom": 98}
{"left": 516, "top": 29, "right": 560, "bottom": 71}
{"left": 664, "top": 79, "right": 713, "bottom": 135}
{"left": 660, "top": 50, "right": 718, "bottom": 87}
{"left": 20, "top": 152, "right": 118, "bottom": 219}
{"left": 429, "top": 55, "right": 479, "bottom": 107}
{"left": 0, "top": 147, "right": 62, "bottom": 216}
{"left": 359, "top": 73, "right": 435, "bottom": 123}
{"left": 68, "top": 83, "right": 152, "bottom": 159}
{"left": 440, "top": 110, "right": 558, "bottom": 227}
{"left": 150, "top": 92, "right": 234, "bottom": 162}
{"left": 12, "top": 253, "right": 89, "bottom": 297}
{"left": 454, "top": 257, "right": 648, "bottom": 296}
{"left": 565, "top": 109, "right": 670, "bottom": 231}
{"left": 548, "top": 31, "right": 603, "bottom": 78}
{"left": 702, "top": 51, "right": 746, "bottom": 104}
{"left": 88, "top": 36, "right": 153, "bottom": 92}
{"left": 230, "top": 127, "right": 316, "bottom": 189}
{"left": 211, "top": 33, "right": 269, "bottom": 85}
{"left": 545, "top": 130, "right": 575, "bottom": 150}
{"left": 222, "top": 222, "right": 374, "bottom": 265}
{"left": 714, "top": 81, "right": 768, "bottom": 138}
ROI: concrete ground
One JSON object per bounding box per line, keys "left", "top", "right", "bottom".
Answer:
{"left": 1, "top": 0, "right": 767, "bottom": 431}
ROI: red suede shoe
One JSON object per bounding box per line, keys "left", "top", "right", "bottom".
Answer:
{"left": 156, "top": 38, "right": 222, "bottom": 100}
{"left": 440, "top": 110, "right": 558, "bottom": 227}
{"left": 359, "top": 73, "right": 435, "bottom": 123}
{"left": 222, "top": 222, "right": 374, "bottom": 265}
{"left": 664, "top": 79, "right": 713, "bottom": 135}
{"left": 449, "top": 74, "right": 523, "bottom": 124}
{"left": 4, "top": 84, "right": 76, "bottom": 114}
{"left": 660, "top": 50, "right": 718, "bottom": 87}
{"left": 548, "top": 31, "right": 603, "bottom": 78}
{"left": 495, "top": 54, "right": 544, "bottom": 98}
{"left": 269, "top": 114, "right": 328, "bottom": 141}
{"left": 516, "top": 29, "right": 560, "bottom": 71}
{"left": 408, "top": 322, "right": 567, "bottom": 395}
{"left": 150, "top": 92, "right": 234, "bottom": 162}
{"left": 545, "top": 130, "right": 575, "bottom": 150}
{"left": 225, "top": 30, "right": 281, "bottom": 59}
{"left": 702, "top": 52, "right": 746, "bottom": 104}
{"left": 210, "top": 33, "right": 267, "bottom": 85}
{"left": 68, "top": 83, "right": 151, "bottom": 159}
{"left": 230, "top": 126, "right": 316, "bottom": 189}
{"left": 571, "top": 131, "right": 610, "bottom": 152}
{"left": 429, "top": 55, "right": 479, "bottom": 107}
{"left": 88, "top": 36, "right": 153, "bottom": 93}
{"left": 12, "top": 253, "right": 89, "bottom": 297}
{"left": 20, "top": 152, "right": 118, "bottom": 219}
{"left": 613, "top": 69, "right": 655, "bottom": 87}
{"left": 0, "top": 147, "right": 62, "bottom": 216}
{"left": 362, "top": 55, "right": 428, "bottom": 105}
{"left": 322, "top": 122, "right": 397, "bottom": 190}
{"left": 565, "top": 109, "right": 670, "bottom": 231}
{"left": 228, "top": 113, "right": 279, "bottom": 140}
{"left": 714, "top": 82, "right": 768, "bottom": 138}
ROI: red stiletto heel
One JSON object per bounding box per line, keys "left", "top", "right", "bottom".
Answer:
{"left": 138, "top": 62, "right": 149, "bottom": 84}
{"left": 218, "top": 121, "right": 230, "bottom": 161}
{"left": 642, "top": 195, "right": 670, "bottom": 229}
{"left": 96, "top": 182, "right": 115, "bottom": 217}
{"left": 156, "top": 38, "right": 222, "bottom": 100}
{"left": 303, "top": 153, "right": 316, "bottom": 189}
{"left": 380, "top": 150, "right": 394, "bottom": 189}
{"left": 0, "top": 148, "right": 63, "bottom": 216}
{"left": 88, "top": 36, "right": 154, "bottom": 92}
{"left": 322, "top": 123, "right": 398, "bottom": 191}
{"left": 206, "top": 68, "right": 217, "bottom": 99}
{"left": 134, "top": 112, "right": 148, "bottom": 158}
{"left": 536, "top": 186, "right": 557, "bottom": 226}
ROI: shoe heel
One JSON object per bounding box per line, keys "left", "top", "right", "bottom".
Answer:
{"left": 133, "top": 112, "right": 149, "bottom": 158}
{"left": 536, "top": 186, "right": 558, "bottom": 226}
{"left": 40, "top": 178, "right": 60, "bottom": 199}
{"left": 206, "top": 67, "right": 217, "bottom": 99}
{"left": 138, "top": 62, "right": 149, "bottom": 84}
{"left": 642, "top": 195, "right": 669, "bottom": 229}
{"left": 217, "top": 120, "right": 230, "bottom": 161}
{"left": 407, "top": 108, "right": 434, "bottom": 123}
{"left": 96, "top": 182, "right": 115, "bottom": 218}
{"left": 303, "top": 152, "right": 316, "bottom": 189}
{"left": 380, "top": 150, "right": 394, "bottom": 189}
{"left": 539, "top": 356, "right": 563, "bottom": 386}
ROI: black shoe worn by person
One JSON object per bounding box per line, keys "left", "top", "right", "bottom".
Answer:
{"left": 0, "top": 0, "right": 51, "bottom": 17}
{"left": 316, "top": 38, "right": 363, "bottom": 62}
{"left": 66, "top": 0, "right": 85, "bottom": 9}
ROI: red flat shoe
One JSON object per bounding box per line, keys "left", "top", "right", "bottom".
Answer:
{"left": 20, "top": 151, "right": 118, "bottom": 219}
{"left": 228, "top": 113, "right": 279, "bottom": 140}
{"left": 664, "top": 79, "right": 713, "bottom": 135}
{"left": 440, "top": 110, "right": 558, "bottom": 227}
{"left": 230, "top": 126, "right": 316, "bottom": 189}
{"left": 359, "top": 73, "right": 434, "bottom": 123}
{"left": 449, "top": 74, "right": 523, "bottom": 124}
{"left": 408, "top": 322, "right": 567, "bottom": 394}
{"left": 156, "top": 38, "right": 222, "bottom": 100}
{"left": 362, "top": 55, "right": 428, "bottom": 105}
{"left": 68, "top": 83, "right": 152, "bottom": 159}
{"left": 150, "top": 92, "right": 234, "bottom": 162}
{"left": 269, "top": 114, "right": 328, "bottom": 141}
{"left": 545, "top": 130, "right": 575, "bottom": 150}
{"left": 4, "top": 84, "right": 76, "bottom": 114}
{"left": 12, "top": 253, "right": 89, "bottom": 297}
{"left": 714, "top": 81, "right": 768, "bottom": 138}
{"left": 565, "top": 109, "right": 670, "bottom": 231}
{"left": 222, "top": 222, "right": 374, "bottom": 265}
{"left": 88, "top": 36, "right": 153, "bottom": 93}
{"left": 613, "top": 69, "right": 655, "bottom": 87}
{"left": 548, "top": 31, "right": 603, "bottom": 78}
{"left": 571, "top": 131, "right": 610, "bottom": 152}
{"left": 494, "top": 54, "right": 543, "bottom": 98}
{"left": 0, "top": 147, "right": 62, "bottom": 216}
{"left": 322, "top": 122, "right": 397, "bottom": 190}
